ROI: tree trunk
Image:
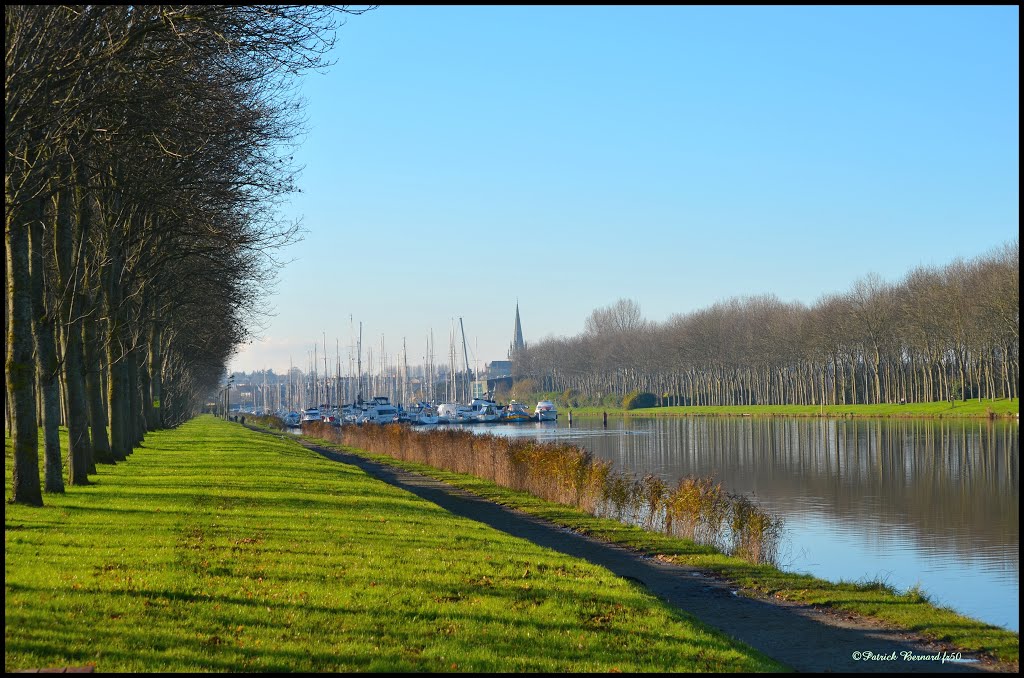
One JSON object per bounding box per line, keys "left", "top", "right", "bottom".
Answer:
{"left": 149, "top": 319, "right": 163, "bottom": 429}
{"left": 128, "top": 343, "right": 145, "bottom": 446}
{"left": 107, "top": 335, "right": 130, "bottom": 460}
{"left": 104, "top": 234, "right": 131, "bottom": 460}
{"left": 84, "top": 313, "right": 113, "bottom": 463}
{"left": 29, "top": 201, "right": 64, "bottom": 493}
{"left": 62, "top": 318, "right": 93, "bottom": 483}
{"left": 6, "top": 206, "right": 43, "bottom": 505}
{"left": 53, "top": 186, "right": 92, "bottom": 484}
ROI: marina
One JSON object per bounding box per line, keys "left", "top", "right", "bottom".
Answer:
{"left": 289, "top": 394, "right": 558, "bottom": 427}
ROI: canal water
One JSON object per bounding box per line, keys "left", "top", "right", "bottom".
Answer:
{"left": 453, "top": 416, "right": 1019, "bottom": 632}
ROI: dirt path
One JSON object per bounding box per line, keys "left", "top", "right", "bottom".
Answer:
{"left": 285, "top": 434, "right": 1014, "bottom": 673}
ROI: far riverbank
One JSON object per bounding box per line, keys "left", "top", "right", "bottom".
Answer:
{"left": 565, "top": 398, "right": 1019, "bottom": 420}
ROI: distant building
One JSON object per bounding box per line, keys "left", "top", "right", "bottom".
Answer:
{"left": 471, "top": 380, "right": 488, "bottom": 399}
{"left": 487, "top": 360, "right": 512, "bottom": 379}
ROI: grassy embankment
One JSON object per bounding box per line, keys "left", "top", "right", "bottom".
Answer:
{"left": 567, "top": 397, "right": 1019, "bottom": 419}
{"left": 292, "top": 424, "right": 1021, "bottom": 668}
{"left": 5, "top": 416, "right": 785, "bottom": 673}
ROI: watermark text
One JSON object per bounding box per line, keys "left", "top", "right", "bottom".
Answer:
{"left": 851, "top": 650, "right": 966, "bottom": 663}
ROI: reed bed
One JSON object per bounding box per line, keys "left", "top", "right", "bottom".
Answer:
{"left": 300, "top": 421, "right": 784, "bottom": 566}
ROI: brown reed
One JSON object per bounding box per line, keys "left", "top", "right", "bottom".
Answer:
{"left": 297, "top": 420, "right": 784, "bottom": 566}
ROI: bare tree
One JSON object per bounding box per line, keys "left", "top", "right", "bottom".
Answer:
{"left": 517, "top": 242, "right": 1018, "bottom": 409}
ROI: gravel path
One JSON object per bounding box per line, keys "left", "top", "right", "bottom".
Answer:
{"left": 287, "top": 434, "right": 1014, "bottom": 673}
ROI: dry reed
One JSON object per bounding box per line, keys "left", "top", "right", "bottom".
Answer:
{"left": 300, "top": 421, "right": 784, "bottom": 566}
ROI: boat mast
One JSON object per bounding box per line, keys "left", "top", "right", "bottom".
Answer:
{"left": 428, "top": 329, "right": 434, "bottom": 403}
{"left": 459, "top": 317, "right": 470, "bottom": 401}
{"left": 402, "top": 338, "right": 409, "bottom": 406}
{"left": 448, "top": 321, "right": 456, "bottom": 402}
{"left": 367, "top": 346, "right": 373, "bottom": 399}
{"left": 349, "top": 315, "right": 354, "bottom": 404}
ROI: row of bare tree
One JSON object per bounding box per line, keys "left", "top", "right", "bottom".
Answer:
{"left": 515, "top": 242, "right": 1018, "bottom": 407}
{"left": 5, "top": 6, "right": 368, "bottom": 505}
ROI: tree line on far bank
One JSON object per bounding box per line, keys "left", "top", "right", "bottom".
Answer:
{"left": 5, "top": 6, "right": 371, "bottom": 506}
{"left": 514, "top": 241, "right": 1018, "bottom": 408}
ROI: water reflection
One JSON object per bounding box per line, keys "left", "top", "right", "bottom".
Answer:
{"left": 472, "top": 417, "right": 1019, "bottom": 632}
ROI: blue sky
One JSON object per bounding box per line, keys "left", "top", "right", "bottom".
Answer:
{"left": 232, "top": 5, "right": 1019, "bottom": 375}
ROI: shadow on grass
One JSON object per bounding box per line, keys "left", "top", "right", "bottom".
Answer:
{"left": 5, "top": 574, "right": 775, "bottom": 673}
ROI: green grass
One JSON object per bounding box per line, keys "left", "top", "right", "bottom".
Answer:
{"left": 566, "top": 397, "right": 1019, "bottom": 419}
{"left": 298, "top": 430, "right": 1021, "bottom": 668}
{"left": 5, "top": 416, "right": 786, "bottom": 673}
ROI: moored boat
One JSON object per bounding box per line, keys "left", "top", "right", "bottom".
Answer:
{"left": 408, "top": 401, "right": 440, "bottom": 425}
{"left": 472, "top": 402, "right": 503, "bottom": 423}
{"left": 356, "top": 397, "right": 400, "bottom": 424}
{"left": 535, "top": 400, "right": 558, "bottom": 421}
{"left": 339, "top": 402, "right": 362, "bottom": 424}
{"left": 468, "top": 394, "right": 503, "bottom": 422}
{"left": 437, "top": 402, "right": 474, "bottom": 424}
{"left": 503, "top": 400, "right": 533, "bottom": 422}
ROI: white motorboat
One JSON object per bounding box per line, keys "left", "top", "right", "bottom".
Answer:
{"left": 339, "top": 403, "right": 362, "bottom": 424}
{"left": 417, "top": 410, "right": 440, "bottom": 425}
{"left": 535, "top": 400, "right": 558, "bottom": 421}
{"left": 472, "top": 402, "right": 503, "bottom": 423}
{"left": 357, "top": 397, "right": 400, "bottom": 424}
{"left": 408, "top": 401, "right": 440, "bottom": 425}
{"left": 437, "top": 402, "right": 473, "bottom": 424}
{"left": 468, "top": 394, "right": 503, "bottom": 422}
{"left": 300, "top": 408, "right": 321, "bottom": 424}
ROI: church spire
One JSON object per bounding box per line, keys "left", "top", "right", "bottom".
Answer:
{"left": 510, "top": 301, "right": 525, "bottom": 358}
